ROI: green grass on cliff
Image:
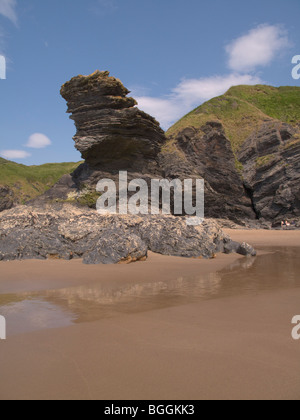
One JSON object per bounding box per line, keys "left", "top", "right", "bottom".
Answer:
{"left": 0, "top": 158, "right": 82, "bottom": 203}
{"left": 167, "top": 85, "right": 300, "bottom": 153}
{"left": 226, "top": 85, "right": 300, "bottom": 123}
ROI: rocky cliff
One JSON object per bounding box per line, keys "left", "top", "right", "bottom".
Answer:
{"left": 166, "top": 85, "right": 300, "bottom": 226}
{"left": 239, "top": 121, "right": 300, "bottom": 221}
{"left": 30, "top": 78, "right": 300, "bottom": 227}
{"left": 159, "top": 122, "right": 256, "bottom": 222}
{"left": 0, "top": 186, "right": 14, "bottom": 212}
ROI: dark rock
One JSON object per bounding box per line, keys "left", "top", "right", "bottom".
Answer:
{"left": 32, "top": 71, "right": 300, "bottom": 228}
{"left": 28, "top": 174, "right": 77, "bottom": 204}
{"left": 237, "top": 242, "right": 257, "bottom": 257}
{"left": 60, "top": 71, "right": 166, "bottom": 172}
{"left": 223, "top": 240, "right": 240, "bottom": 254}
{"left": 159, "top": 122, "right": 256, "bottom": 222}
{"left": 223, "top": 240, "right": 257, "bottom": 257}
{"left": 138, "top": 216, "right": 229, "bottom": 258}
{"left": 0, "top": 204, "right": 256, "bottom": 264}
{"left": 239, "top": 121, "right": 300, "bottom": 224}
{"left": 32, "top": 71, "right": 167, "bottom": 207}
{"left": 0, "top": 186, "right": 14, "bottom": 212}
{"left": 83, "top": 230, "right": 147, "bottom": 264}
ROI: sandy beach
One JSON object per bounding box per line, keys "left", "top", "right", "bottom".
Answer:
{"left": 0, "top": 229, "right": 299, "bottom": 400}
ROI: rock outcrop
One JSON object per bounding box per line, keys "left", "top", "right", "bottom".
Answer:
{"left": 33, "top": 75, "right": 300, "bottom": 227}
{"left": 35, "top": 71, "right": 167, "bottom": 206}
{"left": 163, "top": 85, "right": 300, "bottom": 226}
{"left": 239, "top": 121, "right": 300, "bottom": 224}
{"left": 0, "top": 186, "right": 14, "bottom": 212}
{"left": 159, "top": 122, "right": 256, "bottom": 222}
{"left": 60, "top": 71, "right": 166, "bottom": 172}
{"left": 0, "top": 204, "right": 256, "bottom": 264}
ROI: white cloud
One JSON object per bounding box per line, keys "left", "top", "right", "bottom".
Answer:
{"left": 90, "top": 0, "right": 118, "bottom": 16}
{"left": 135, "top": 24, "right": 290, "bottom": 129}
{"left": 0, "top": 0, "right": 17, "bottom": 25}
{"left": 26, "top": 133, "right": 52, "bottom": 149}
{"left": 136, "top": 96, "right": 183, "bottom": 129}
{"left": 172, "top": 73, "right": 262, "bottom": 106}
{"left": 1, "top": 150, "right": 31, "bottom": 159}
{"left": 226, "top": 24, "right": 289, "bottom": 72}
{"left": 135, "top": 73, "right": 262, "bottom": 129}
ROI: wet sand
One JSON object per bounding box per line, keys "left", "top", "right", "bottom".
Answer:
{"left": 224, "top": 228, "right": 300, "bottom": 249}
{"left": 0, "top": 230, "right": 300, "bottom": 400}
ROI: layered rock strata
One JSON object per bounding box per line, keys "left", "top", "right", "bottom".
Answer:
{"left": 238, "top": 121, "right": 300, "bottom": 223}
{"left": 60, "top": 71, "right": 166, "bottom": 172}
{"left": 159, "top": 122, "right": 256, "bottom": 222}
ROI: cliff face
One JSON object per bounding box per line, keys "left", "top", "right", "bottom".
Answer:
{"left": 163, "top": 120, "right": 300, "bottom": 225}
{"left": 159, "top": 122, "right": 256, "bottom": 222}
{"left": 0, "top": 186, "right": 14, "bottom": 212}
{"left": 166, "top": 85, "right": 300, "bottom": 226}
{"left": 239, "top": 121, "right": 300, "bottom": 221}
{"left": 33, "top": 77, "right": 300, "bottom": 226}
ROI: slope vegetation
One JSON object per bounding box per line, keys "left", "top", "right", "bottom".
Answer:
{"left": 0, "top": 158, "right": 81, "bottom": 204}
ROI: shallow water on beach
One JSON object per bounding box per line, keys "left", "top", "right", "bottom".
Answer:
{"left": 1, "top": 246, "right": 300, "bottom": 336}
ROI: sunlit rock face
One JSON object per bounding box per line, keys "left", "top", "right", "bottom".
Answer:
{"left": 60, "top": 70, "right": 166, "bottom": 172}
{"left": 0, "top": 204, "right": 256, "bottom": 264}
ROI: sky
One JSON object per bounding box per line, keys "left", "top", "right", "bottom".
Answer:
{"left": 0, "top": 0, "right": 299, "bottom": 165}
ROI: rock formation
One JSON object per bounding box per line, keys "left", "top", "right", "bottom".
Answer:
{"left": 0, "top": 186, "right": 14, "bottom": 212}
{"left": 31, "top": 75, "right": 300, "bottom": 228}
{"left": 163, "top": 85, "right": 300, "bottom": 227}
{"left": 238, "top": 121, "right": 300, "bottom": 223}
{"left": 35, "top": 71, "right": 167, "bottom": 206}
{"left": 60, "top": 71, "right": 166, "bottom": 172}
{"left": 159, "top": 122, "right": 256, "bottom": 222}
{"left": 0, "top": 204, "right": 256, "bottom": 264}
{"left": 0, "top": 72, "right": 263, "bottom": 264}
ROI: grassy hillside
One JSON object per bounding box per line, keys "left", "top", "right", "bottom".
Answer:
{"left": 0, "top": 158, "right": 82, "bottom": 203}
{"left": 167, "top": 85, "right": 300, "bottom": 153}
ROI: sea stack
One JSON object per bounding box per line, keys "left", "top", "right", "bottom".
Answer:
{"left": 60, "top": 71, "right": 166, "bottom": 173}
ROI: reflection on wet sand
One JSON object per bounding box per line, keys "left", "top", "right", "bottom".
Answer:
{"left": 1, "top": 246, "right": 300, "bottom": 336}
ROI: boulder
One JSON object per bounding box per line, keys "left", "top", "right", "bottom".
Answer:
{"left": 83, "top": 230, "right": 147, "bottom": 264}
{"left": 0, "top": 204, "right": 256, "bottom": 264}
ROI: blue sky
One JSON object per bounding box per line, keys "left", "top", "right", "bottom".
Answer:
{"left": 0, "top": 0, "right": 299, "bottom": 165}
